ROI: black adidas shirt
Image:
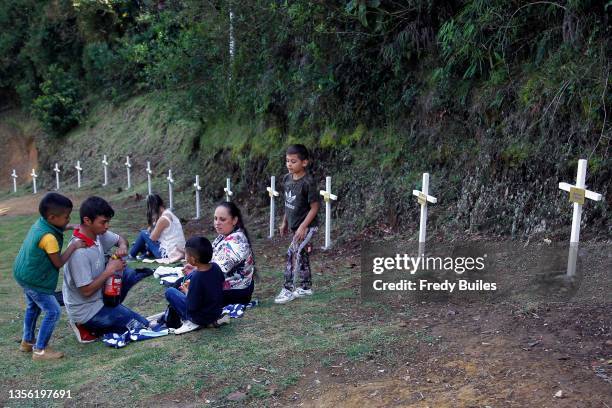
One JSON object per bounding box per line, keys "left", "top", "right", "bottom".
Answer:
{"left": 282, "top": 173, "right": 319, "bottom": 231}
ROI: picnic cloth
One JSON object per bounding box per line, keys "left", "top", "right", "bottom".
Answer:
{"left": 152, "top": 266, "right": 185, "bottom": 286}
{"left": 221, "top": 300, "right": 258, "bottom": 318}
{"left": 142, "top": 254, "right": 184, "bottom": 265}
{"left": 102, "top": 320, "right": 169, "bottom": 349}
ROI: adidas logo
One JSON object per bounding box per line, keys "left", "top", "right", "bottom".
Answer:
{"left": 285, "top": 191, "right": 296, "bottom": 204}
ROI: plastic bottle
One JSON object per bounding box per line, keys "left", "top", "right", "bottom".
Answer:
{"left": 103, "top": 255, "right": 123, "bottom": 307}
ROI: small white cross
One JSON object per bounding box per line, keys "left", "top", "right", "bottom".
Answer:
{"left": 224, "top": 178, "right": 233, "bottom": 201}
{"left": 53, "top": 163, "right": 61, "bottom": 190}
{"left": 167, "top": 169, "right": 175, "bottom": 210}
{"left": 319, "top": 176, "right": 338, "bottom": 250}
{"left": 102, "top": 155, "right": 109, "bottom": 186}
{"left": 125, "top": 156, "right": 132, "bottom": 189}
{"left": 412, "top": 173, "right": 437, "bottom": 255}
{"left": 75, "top": 160, "right": 83, "bottom": 188}
{"left": 11, "top": 169, "right": 18, "bottom": 193}
{"left": 146, "top": 161, "right": 153, "bottom": 195}
{"left": 267, "top": 176, "right": 280, "bottom": 238}
{"left": 194, "top": 175, "right": 201, "bottom": 219}
{"left": 30, "top": 169, "right": 38, "bottom": 194}
{"left": 558, "top": 159, "right": 602, "bottom": 276}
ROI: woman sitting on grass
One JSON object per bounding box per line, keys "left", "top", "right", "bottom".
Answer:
{"left": 128, "top": 194, "right": 186, "bottom": 262}
{"left": 184, "top": 202, "right": 256, "bottom": 306}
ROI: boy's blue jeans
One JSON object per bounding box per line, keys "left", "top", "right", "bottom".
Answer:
{"left": 22, "top": 287, "right": 61, "bottom": 350}
{"left": 164, "top": 287, "right": 188, "bottom": 321}
{"left": 129, "top": 230, "right": 162, "bottom": 259}
{"left": 83, "top": 267, "right": 149, "bottom": 334}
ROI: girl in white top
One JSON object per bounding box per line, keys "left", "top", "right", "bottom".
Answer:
{"left": 128, "top": 194, "right": 186, "bottom": 262}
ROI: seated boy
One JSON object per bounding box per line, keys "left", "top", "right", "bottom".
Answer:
{"left": 13, "top": 192, "right": 85, "bottom": 360}
{"left": 62, "top": 196, "right": 150, "bottom": 338}
{"left": 164, "top": 236, "right": 229, "bottom": 334}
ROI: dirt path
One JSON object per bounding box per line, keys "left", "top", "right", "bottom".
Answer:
{"left": 0, "top": 193, "right": 89, "bottom": 217}
{"left": 283, "top": 302, "right": 611, "bottom": 407}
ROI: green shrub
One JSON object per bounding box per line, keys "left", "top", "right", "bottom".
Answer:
{"left": 32, "top": 64, "right": 84, "bottom": 136}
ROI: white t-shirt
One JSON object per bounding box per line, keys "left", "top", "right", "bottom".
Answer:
{"left": 158, "top": 209, "right": 186, "bottom": 260}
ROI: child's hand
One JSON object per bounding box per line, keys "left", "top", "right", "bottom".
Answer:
{"left": 180, "top": 279, "right": 190, "bottom": 293}
{"left": 279, "top": 222, "right": 288, "bottom": 237}
{"left": 71, "top": 240, "right": 87, "bottom": 250}
{"left": 294, "top": 225, "right": 307, "bottom": 242}
{"left": 106, "top": 258, "right": 124, "bottom": 274}
{"left": 114, "top": 247, "right": 128, "bottom": 258}
{"left": 65, "top": 223, "right": 79, "bottom": 231}
{"left": 182, "top": 264, "right": 196, "bottom": 275}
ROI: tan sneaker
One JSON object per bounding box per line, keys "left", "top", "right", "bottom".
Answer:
{"left": 32, "top": 348, "right": 64, "bottom": 360}
{"left": 19, "top": 340, "right": 34, "bottom": 352}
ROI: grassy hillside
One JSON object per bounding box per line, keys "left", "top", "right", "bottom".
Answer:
{"left": 20, "top": 88, "right": 607, "bottom": 246}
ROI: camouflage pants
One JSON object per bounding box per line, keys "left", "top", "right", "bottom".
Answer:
{"left": 284, "top": 227, "right": 317, "bottom": 290}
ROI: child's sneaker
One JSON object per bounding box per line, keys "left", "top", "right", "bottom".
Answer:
{"left": 216, "top": 314, "right": 230, "bottom": 326}
{"left": 19, "top": 339, "right": 34, "bottom": 352}
{"left": 174, "top": 320, "right": 200, "bottom": 335}
{"left": 68, "top": 321, "right": 97, "bottom": 343}
{"left": 32, "top": 348, "right": 64, "bottom": 360}
{"left": 293, "top": 287, "right": 313, "bottom": 297}
{"left": 274, "top": 288, "right": 296, "bottom": 304}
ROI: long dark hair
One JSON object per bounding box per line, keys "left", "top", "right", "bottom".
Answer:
{"left": 146, "top": 194, "right": 165, "bottom": 228}
{"left": 217, "top": 201, "right": 258, "bottom": 280}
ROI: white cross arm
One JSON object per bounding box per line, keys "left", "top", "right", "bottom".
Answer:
{"left": 558, "top": 182, "right": 602, "bottom": 201}
{"left": 267, "top": 187, "right": 279, "bottom": 197}
{"left": 224, "top": 187, "right": 233, "bottom": 196}
{"left": 319, "top": 190, "right": 337, "bottom": 201}
{"left": 102, "top": 158, "right": 109, "bottom": 165}
{"left": 194, "top": 182, "right": 201, "bottom": 190}
{"left": 412, "top": 190, "right": 437, "bottom": 204}
{"left": 167, "top": 176, "right": 174, "bottom": 183}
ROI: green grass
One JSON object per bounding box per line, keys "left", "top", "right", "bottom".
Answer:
{"left": 0, "top": 194, "right": 419, "bottom": 406}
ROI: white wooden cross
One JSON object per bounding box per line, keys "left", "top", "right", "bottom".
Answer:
{"left": 167, "top": 169, "right": 175, "bottom": 210}
{"left": 558, "top": 159, "right": 602, "bottom": 276}
{"left": 30, "top": 169, "right": 38, "bottom": 194}
{"left": 125, "top": 156, "right": 132, "bottom": 189}
{"left": 412, "top": 173, "right": 437, "bottom": 256}
{"left": 267, "top": 176, "right": 280, "bottom": 238}
{"left": 319, "top": 176, "right": 338, "bottom": 250}
{"left": 75, "top": 160, "right": 82, "bottom": 188}
{"left": 102, "top": 155, "right": 109, "bottom": 186}
{"left": 224, "top": 178, "right": 233, "bottom": 201}
{"left": 53, "top": 163, "right": 61, "bottom": 190}
{"left": 11, "top": 169, "right": 17, "bottom": 193}
{"left": 146, "top": 161, "right": 153, "bottom": 195}
{"left": 194, "top": 175, "right": 201, "bottom": 219}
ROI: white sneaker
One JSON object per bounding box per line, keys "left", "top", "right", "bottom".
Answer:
{"left": 146, "top": 312, "right": 165, "bottom": 325}
{"left": 274, "top": 288, "right": 296, "bottom": 304}
{"left": 174, "top": 320, "right": 200, "bottom": 335}
{"left": 215, "top": 314, "right": 230, "bottom": 326}
{"left": 293, "top": 287, "right": 313, "bottom": 297}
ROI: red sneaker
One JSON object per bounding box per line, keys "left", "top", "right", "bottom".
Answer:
{"left": 68, "top": 321, "right": 97, "bottom": 343}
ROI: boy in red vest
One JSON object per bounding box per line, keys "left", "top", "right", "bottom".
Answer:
{"left": 13, "top": 192, "right": 85, "bottom": 360}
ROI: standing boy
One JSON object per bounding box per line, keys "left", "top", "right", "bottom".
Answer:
{"left": 275, "top": 144, "right": 320, "bottom": 304}
{"left": 13, "top": 192, "right": 85, "bottom": 360}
